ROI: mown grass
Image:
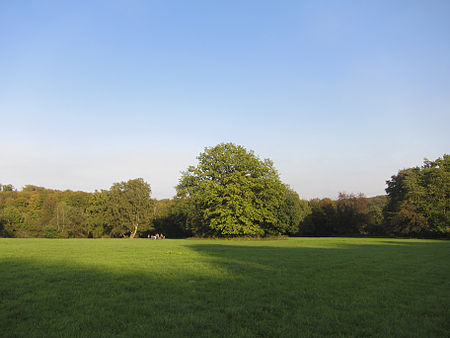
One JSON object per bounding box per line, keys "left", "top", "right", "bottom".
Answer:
{"left": 1, "top": 238, "right": 449, "bottom": 337}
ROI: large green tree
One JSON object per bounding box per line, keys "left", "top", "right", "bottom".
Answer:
{"left": 87, "top": 178, "right": 154, "bottom": 238}
{"left": 177, "top": 143, "right": 286, "bottom": 237}
{"left": 384, "top": 155, "right": 449, "bottom": 236}
{"left": 108, "top": 178, "right": 155, "bottom": 238}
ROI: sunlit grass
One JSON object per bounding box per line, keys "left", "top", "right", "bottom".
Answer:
{"left": 1, "top": 238, "right": 449, "bottom": 337}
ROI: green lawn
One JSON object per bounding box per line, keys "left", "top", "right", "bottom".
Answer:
{"left": 1, "top": 238, "right": 449, "bottom": 337}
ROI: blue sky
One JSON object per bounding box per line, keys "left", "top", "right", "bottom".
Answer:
{"left": 1, "top": 0, "right": 449, "bottom": 199}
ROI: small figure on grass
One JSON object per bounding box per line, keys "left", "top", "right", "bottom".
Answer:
{"left": 150, "top": 233, "right": 166, "bottom": 239}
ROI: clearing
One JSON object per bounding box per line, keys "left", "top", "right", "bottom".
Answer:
{"left": 0, "top": 238, "right": 449, "bottom": 337}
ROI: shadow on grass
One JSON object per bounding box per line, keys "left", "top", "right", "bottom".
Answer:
{"left": 1, "top": 240, "right": 449, "bottom": 337}
{"left": 1, "top": 256, "right": 241, "bottom": 337}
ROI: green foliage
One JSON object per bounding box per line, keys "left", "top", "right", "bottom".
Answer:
{"left": 385, "top": 154, "right": 450, "bottom": 236}
{"left": 43, "top": 225, "right": 58, "bottom": 238}
{"left": 0, "top": 179, "right": 155, "bottom": 239}
{"left": 109, "top": 178, "right": 154, "bottom": 238}
{"left": 1, "top": 151, "right": 447, "bottom": 239}
{"left": 365, "top": 195, "right": 388, "bottom": 234}
{"left": 0, "top": 206, "right": 23, "bottom": 237}
{"left": 1, "top": 184, "right": 15, "bottom": 192}
{"left": 277, "top": 186, "right": 311, "bottom": 235}
{"left": 335, "top": 193, "right": 370, "bottom": 234}
{"left": 301, "top": 198, "right": 337, "bottom": 236}
{"left": 300, "top": 194, "right": 386, "bottom": 236}
{"left": 177, "top": 143, "right": 286, "bottom": 237}
{"left": 152, "top": 198, "right": 192, "bottom": 238}
{"left": 0, "top": 187, "right": 91, "bottom": 238}
{"left": 86, "top": 190, "right": 113, "bottom": 238}
{"left": 87, "top": 178, "right": 154, "bottom": 238}
{"left": 367, "top": 195, "right": 387, "bottom": 224}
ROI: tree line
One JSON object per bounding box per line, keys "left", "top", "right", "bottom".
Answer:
{"left": 1, "top": 144, "right": 448, "bottom": 238}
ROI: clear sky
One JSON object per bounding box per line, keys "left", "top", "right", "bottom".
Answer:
{"left": 1, "top": 0, "right": 449, "bottom": 199}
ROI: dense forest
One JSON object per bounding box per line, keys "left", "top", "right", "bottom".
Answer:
{"left": 1, "top": 144, "right": 448, "bottom": 239}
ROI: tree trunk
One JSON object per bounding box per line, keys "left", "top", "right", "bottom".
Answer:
{"left": 130, "top": 224, "right": 138, "bottom": 238}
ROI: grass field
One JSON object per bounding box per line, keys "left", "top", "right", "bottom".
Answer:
{"left": 1, "top": 238, "right": 449, "bottom": 337}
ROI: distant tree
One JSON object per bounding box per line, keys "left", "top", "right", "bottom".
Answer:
{"left": 384, "top": 155, "right": 450, "bottom": 236}
{"left": 367, "top": 196, "right": 387, "bottom": 225}
{"left": 22, "top": 185, "right": 47, "bottom": 192}
{"left": 277, "top": 186, "right": 311, "bottom": 235}
{"left": 152, "top": 198, "right": 193, "bottom": 238}
{"left": 87, "top": 190, "right": 113, "bottom": 238}
{"left": 0, "top": 207, "right": 23, "bottom": 237}
{"left": 335, "top": 193, "right": 369, "bottom": 234}
{"left": 108, "top": 178, "right": 154, "bottom": 238}
{"left": 177, "top": 143, "right": 286, "bottom": 237}
{"left": 2, "top": 184, "right": 15, "bottom": 192}
{"left": 63, "top": 191, "right": 91, "bottom": 238}
{"left": 302, "top": 198, "right": 337, "bottom": 236}
{"left": 366, "top": 195, "right": 387, "bottom": 234}
{"left": 87, "top": 179, "right": 154, "bottom": 238}
{"left": 39, "top": 197, "right": 57, "bottom": 230}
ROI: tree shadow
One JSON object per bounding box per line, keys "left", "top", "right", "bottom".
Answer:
{"left": 182, "top": 241, "right": 450, "bottom": 336}
{"left": 1, "top": 257, "right": 243, "bottom": 337}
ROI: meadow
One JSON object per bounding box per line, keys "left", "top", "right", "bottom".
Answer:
{"left": 1, "top": 238, "right": 449, "bottom": 337}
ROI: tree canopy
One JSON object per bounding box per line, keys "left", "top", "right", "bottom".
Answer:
{"left": 88, "top": 178, "right": 154, "bottom": 238}
{"left": 176, "top": 143, "right": 287, "bottom": 237}
{"left": 384, "top": 154, "right": 449, "bottom": 236}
